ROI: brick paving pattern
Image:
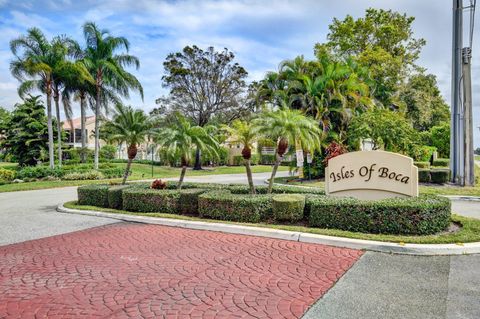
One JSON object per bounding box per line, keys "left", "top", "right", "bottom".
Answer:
{"left": 0, "top": 223, "right": 362, "bottom": 318}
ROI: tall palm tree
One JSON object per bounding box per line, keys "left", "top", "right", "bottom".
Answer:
{"left": 254, "top": 107, "right": 323, "bottom": 193}
{"left": 104, "top": 104, "right": 151, "bottom": 184}
{"left": 156, "top": 113, "right": 219, "bottom": 189}
{"left": 10, "top": 28, "right": 56, "bottom": 168}
{"left": 82, "top": 22, "right": 143, "bottom": 170}
{"left": 223, "top": 120, "right": 257, "bottom": 194}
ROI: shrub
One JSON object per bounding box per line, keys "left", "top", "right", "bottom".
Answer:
{"left": 323, "top": 142, "right": 347, "bottom": 166}
{"left": 108, "top": 185, "right": 131, "bottom": 209}
{"left": 272, "top": 194, "right": 305, "bottom": 222}
{"left": 226, "top": 184, "right": 325, "bottom": 195}
{"left": 100, "top": 145, "right": 117, "bottom": 161}
{"left": 412, "top": 145, "right": 437, "bottom": 162}
{"left": 151, "top": 179, "right": 167, "bottom": 189}
{"left": 198, "top": 190, "right": 272, "bottom": 223}
{"left": 418, "top": 169, "right": 431, "bottom": 183}
{"left": 433, "top": 158, "right": 449, "bottom": 167}
{"left": 99, "top": 167, "right": 124, "bottom": 179}
{"left": 430, "top": 169, "right": 450, "bottom": 184}
{"left": 308, "top": 195, "right": 451, "bottom": 235}
{"left": 0, "top": 168, "right": 15, "bottom": 181}
{"left": 77, "top": 185, "right": 109, "bottom": 207}
{"left": 414, "top": 161, "right": 430, "bottom": 169}
{"left": 63, "top": 170, "right": 105, "bottom": 180}
{"left": 260, "top": 154, "right": 275, "bottom": 165}
{"left": 232, "top": 155, "right": 244, "bottom": 166}
{"left": 17, "top": 166, "right": 64, "bottom": 179}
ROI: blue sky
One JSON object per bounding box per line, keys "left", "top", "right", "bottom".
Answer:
{"left": 0, "top": 0, "right": 479, "bottom": 147}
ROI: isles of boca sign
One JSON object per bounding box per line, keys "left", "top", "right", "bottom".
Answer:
{"left": 325, "top": 151, "right": 418, "bottom": 200}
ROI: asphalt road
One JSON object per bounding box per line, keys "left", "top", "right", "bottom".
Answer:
{"left": 0, "top": 171, "right": 479, "bottom": 319}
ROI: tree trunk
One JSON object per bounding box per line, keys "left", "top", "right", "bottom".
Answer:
{"left": 245, "top": 158, "right": 256, "bottom": 194}
{"left": 193, "top": 147, "right": 202, "bottom": 170}
{"left": 268, "top": 154, "right": 282, "bottom": 194}
{"left": 122, "top": 158, "right": 132, "bottom": 185}
{"left": 122, "top": 144, "right": 137, "bottom": 185}
{"left": 54, "top": 93, "right": 62, "bottom": 166}
{"left": 178, "top": 166, "right": 187, "bottom": 189}
{"left": 94, "top": 84, "right": 101, "bottom": 170}
{"left": 46, "top": 83, "right": 54, "bottom": 169}
{"left": 80, "top": 93, "right": 87, "bottom": 163}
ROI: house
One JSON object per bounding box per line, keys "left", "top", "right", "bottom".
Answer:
{"left": 62, "top": 116, "right": 96, "bottom": 149}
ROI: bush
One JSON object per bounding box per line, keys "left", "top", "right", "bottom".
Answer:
{"left": 100, "top": 145, "right": 117, "bottom": 161}
{"left": 63, "top": 170, "right": 105, "bottom": 180}
{"left": 433, "top": 158, "right": 449, "bottom": 167}
{"left": 122, "top": 188, "right": 207, "bottom": 214}
{"left": 226, "top": 184, "right": 325, "bottom": 195}
{"left": 414, "top": 161, "right": 430, "bottom": 169}
{"left": 430, "top": 169, "right": 450, "bottom": 184}
{"left": 108, "top": 185, "right": 131, "bottom": 209}
{"left": 0, "top": 168, "right": 15, "bottom": 181}
{"left": 272, "top": 194, "right": 305, "bottom": 222}
{"left": 418, "top": 169, "right": 431, "bottom": 183}
{"left": 412, "top": 145, "right": 436, "bottom": 162}
{"left": 17, "top": 166, "right": 64, "bottom": 179}
{"left": 232, "top": 155, "right": 244, "bottom": 166}
{"left": 308, "top": 195, "right": 451, "bottom": 235}
{"left": 99, "top": 167, "right": 124, "bottom": 179}
{"left": 198, "top": 190, "right": 272, "bottom": 222}
{"left": 260, "top": 154, "right": 276, "bottom": 165}
{"left": 151, "top": 179, "right": 167, "bottom": 189}
{"left": 77, "top": 185, "right": 109, "bottom": 207}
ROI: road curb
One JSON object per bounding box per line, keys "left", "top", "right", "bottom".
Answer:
{"left": 57, "top": 204, "right": 480, "bottom": 256}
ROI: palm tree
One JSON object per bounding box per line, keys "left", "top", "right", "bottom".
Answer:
{"left": 254, "top": 107, "right": 323, "bottom": 193}
{"left": 10, "top": 28, "right": 56, "bottom": 168}
{"left": 82, "top": 22, "right": 143, "bottom": 170}
{"left": 105, "top": 104, "right": 151, "bottom": 184}
{"left": 156, "top": 113, "right": 219, "bottom": 189}
{"left": 223, "top": 120, "right": 257, "bottom": 194}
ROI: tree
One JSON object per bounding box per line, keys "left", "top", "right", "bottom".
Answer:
{"left": 429, "top": 123, "right": 450, "bottom": 158}
{"left": 155, "top": 113, "right": 219, "bottom": 189}
{"left": 254, "top": 108, "right": 322, "bottom": 193}
{"left": 317, "top": 8, "right": 426, "bottom": 106}
{"left": 10, "top": 28, "right": 57, "bottom": 168}
{"left": 222, "top": 120, "right": 257, "bottom": 194}
{"left": 160, "top": 45, "right": 250, "bottom": 170}
{"left": 82, "top": 22, "right": 143, "bottom": 170}
{"left": 0, "top": 107, "right": 11, "bottom": 138}
{"left": 103, "top": 104, "right": 151, "bottom": 184}
{"left": 2, "top": 96, "right": 49, "bottom": 166}
{"left": 400, "top": 73, "right": 450, "bottom": 131}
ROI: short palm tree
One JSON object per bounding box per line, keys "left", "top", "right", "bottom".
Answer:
{"left": 82, "top": 22, "right": 143, "bottom": 170}
{"left": 254, "top": 107, "right": 323, "bottom": 193}
{"left": 106, "top": 104, "right": 151, "bottom": 184}
{"left": 156, "top": 113, "right": 219, "bottom": 189}
{"left": 223, "top": 120, "right": 257, "bottom": 194}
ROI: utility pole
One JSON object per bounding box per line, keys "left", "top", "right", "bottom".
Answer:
{"left": 462, "top": 47, "right": 475, "bottom": 185}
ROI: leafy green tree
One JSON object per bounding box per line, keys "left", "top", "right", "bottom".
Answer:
{"left": 429, "top": 123, "right": 450, "bottom": 158}
{"left": 400, "top": 73, "right": 450, "bottom": 131}
{"left": 104, "top": 104, "right": 151, "bottom": 184}
{"left": 317, "top": 8, "right": 426, "bottom": 106}
{"left": 160, "top": 45, "right": 250, "bottom": 170}
{"left": 0, "top": 107, "right": 11, "bottom": 138}
{"left": 2, "top": 96, "right": 49, "bottom": 166}
{"left": 155, "top": 113, "right": 219, "bottom": 189}
{"left": 254, "top": 108, "right": 322, "bottom": 193}
{"left": 82, "top": 22, "right": 144, "bottom": 170}
{"left": 222, "top": 120, "right": 257, "bottom": 194}
{"left": 10, "top": 28, "right": 58, "bottom": 168}
{"left": 347, "top": 109, "right": 418, "bottom": 155}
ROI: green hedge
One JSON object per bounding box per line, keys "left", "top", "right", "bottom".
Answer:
{"left": 272, "top": 194, "right": 305, "bottom": 222}
{"left": 108, "top": 185, "right": 131, "bottom": 209}
{"left": 122, "top": 188, "right": 207, "bottom": 214}
{"left": 430, "top": 169, "right": 450, "bottom": 184}
{"left": 432, "top": 158, "right": 449, "bottom": 167}
{"left": 198, "top": 190, "right": 272, "bottom": 223}
{"left": 77, "top": 185, "right": 109, "bottom": 207}
{"left": 227, "top": 184, "right": 325, "bottom": 195}
{"left": 418, "top": 169, "right": 431, "bottom": 183}
{"left": 308, "top": 195, "right": 451, "bottom": 235}
{"left": 414, "top": 161, "right": 430, "bottom": 169}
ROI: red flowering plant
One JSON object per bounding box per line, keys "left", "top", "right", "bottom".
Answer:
{"left": 151, "top": 179, "right": 167, "bottom": 189}
{"left": 323, "top": 142, "right": 347, "bottom": 167}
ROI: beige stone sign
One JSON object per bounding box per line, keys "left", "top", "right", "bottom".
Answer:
{"left": 325, "top": 151, "right": 418, "bottom": 200}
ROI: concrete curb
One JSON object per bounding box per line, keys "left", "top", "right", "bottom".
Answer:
{"left": 57, "top": 204, "right": 480, "bottom": 256}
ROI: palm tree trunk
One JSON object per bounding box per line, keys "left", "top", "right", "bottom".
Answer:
{"left": 245, "top": 159, "right": 256, "bottom": 194}
{"left": 94, "top": 84, "right": 100, "bottom": 170}
{"left": 122, "top": 158, "right": 132, "bottom": 185}
{"left": 178, "top": 166, "right": 187, "bottom": 189}
{"left": 46, "top": 84, "right": 55, "bottom": 169}
{"left": 268, "top": 154, "right": 282, "bottom": 194}
{"left": 80, "top": 94, "right": 87, "bottom": 163}
{"left": 54, "top": 94, "right": 62, "bottom": 166}
{"left": 193, "top": 148, "right": 202, "bottom": 170}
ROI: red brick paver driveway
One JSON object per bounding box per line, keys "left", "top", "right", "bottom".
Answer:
{"left": 0, "top": 223, "right": 362, "bottom": 318}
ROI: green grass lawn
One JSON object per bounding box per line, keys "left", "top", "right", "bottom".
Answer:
{"left": 276, "top": 165, "right": 480, "bottom": 196}
{"left": 64, "top": 201, "right": 480, "bottom": 245}
{"left": 0, "top": 163, "right": 286, "bottom": 193}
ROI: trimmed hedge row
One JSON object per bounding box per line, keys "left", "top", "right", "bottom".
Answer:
{"left": 418, "top": 168, "right": 451, "bottom": 184}
{"left": 77, "top": 182, "right": 451, "bottom": 235}
{"left": 308, "top": 195, "right": 451, "bottom": 235}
